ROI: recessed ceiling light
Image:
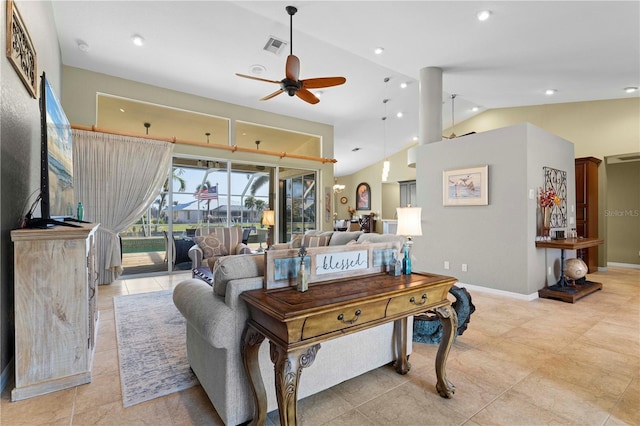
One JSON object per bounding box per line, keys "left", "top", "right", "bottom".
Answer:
{"left": 624, "top": 86, "right": 638, "bottom": 93}
{"left": 396, "top": 112, "right": 403, "bottom": 118}
{"left": 352, "top": 147, "right": 362, "bottom": 152}
{"left": 400, "top": 82, "right": 408, "bottom": 89}
{"left": 374, "top": 47, "right": 384, "bottom": 55}
{"left": 315, "top": 90, "right": 323, "bottom": 97}
{"left": 250, "top": 64, "right": 266, "bottom": 75}
{"left": 119, "top": 108, "right": 125, "bottom": 113}
{"left": 77, "top": 40, "right": 89, "bottom": 52}
{"left": 132, "top": 35, "right": 145, "bottom": 47}
{"left": 471, "top": 106, "right": 479, "bottom": 112}
{"left": 477, "top": 10, "right": 492, "bottom": 21}
{"left": 545, "top": 89, "right": 557, "bottom": 95}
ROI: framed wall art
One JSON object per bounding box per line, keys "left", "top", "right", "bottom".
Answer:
{"left": 6, "top": 0, "right": 37, "bottom": 98}
{"left": 543, "top": 166, "right": 567, "bottom": 228}
{"left": 443, "top": 165, "right": 489, "bottom": 206}
{"left": 355, "top": 182, "right": 370, "bottom": 210}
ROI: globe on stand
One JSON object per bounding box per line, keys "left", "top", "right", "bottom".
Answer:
{"left": 565, "top": 258, "right": 588, "bottom": 282}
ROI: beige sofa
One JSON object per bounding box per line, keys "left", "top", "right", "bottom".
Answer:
{"left": 173, "top": 232, "right": 408, "bottom": 425}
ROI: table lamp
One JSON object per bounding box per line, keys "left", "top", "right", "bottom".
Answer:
{"left": 262, "top": 209, "right": 275, "bottom": 250}
{"left": 396, "top": 206, "right": 422, "bottom": 274}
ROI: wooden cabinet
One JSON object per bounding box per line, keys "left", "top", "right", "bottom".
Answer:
{"left": 575, "top": 157, "right": 601, "bottom": 272}
{"left": 399, "top": 180, "right": 416, "bottom": 207}
{"left": 10, "top": 223, "right": 99, "bottom": 401}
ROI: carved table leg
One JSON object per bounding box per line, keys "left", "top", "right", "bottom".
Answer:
{"left": 241, "top": 324, "right": 267, "bottom": 426}
{"left": 434, "top": 304, "right": 457, "bottom": 398}
{"left": 393, "top": 317, "right": 411, "bottom": 374}
{"left": 269, "top": 342, "right": 321, "bottom": 426}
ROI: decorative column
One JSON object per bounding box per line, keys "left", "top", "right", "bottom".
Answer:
{"left": 409, "top": 66, "right": 443, "bottom": 167}
{"left": 419, "top": 66, "right": 443, "bottom": 145}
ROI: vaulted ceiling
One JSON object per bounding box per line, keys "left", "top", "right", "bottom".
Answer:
{"left": 51, "top": 1, "right": 639, "bottom": 175}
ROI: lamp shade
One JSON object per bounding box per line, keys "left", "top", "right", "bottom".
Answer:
{"left": 262, "top": 210, "right": 275, "bottom": 227}
{"left": 396, "top": 207, "right": 422, "bottom": 237}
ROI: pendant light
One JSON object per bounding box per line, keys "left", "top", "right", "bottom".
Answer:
{"left": 448, "top": 94, "right": 457, "bottom": 139}
{"left": 381, "top": 77, "right": 390, "bottom": 182}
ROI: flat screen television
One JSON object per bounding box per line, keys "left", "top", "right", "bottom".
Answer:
{"left": 26, "top": 72, "right": 78, "bottom": 228}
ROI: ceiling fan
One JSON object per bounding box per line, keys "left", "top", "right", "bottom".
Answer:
{"left": 443, "top": 94, "right": 475, "bottom": 139}
{"left": 235, "top": 5, "right": 346, "bottom": 105}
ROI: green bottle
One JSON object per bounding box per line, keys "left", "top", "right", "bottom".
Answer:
{"left": 77, "top": 202, "right": 84, "bottom": 221}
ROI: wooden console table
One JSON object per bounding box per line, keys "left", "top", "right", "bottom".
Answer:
{"left": 536, "top": 237, "right": 604, "bottom": 303}
{"left": 241, "top": 272, "right": 458, "bottom": 426}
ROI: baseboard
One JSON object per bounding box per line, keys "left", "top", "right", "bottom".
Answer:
{"left": 607, "top": 262, "right": 640, "bottom": 269}
{"left": 1, "top": 358, "right": 13, "bottom": 394}
{"left": 456, "top": 282, "right": 539, "bottom": 301}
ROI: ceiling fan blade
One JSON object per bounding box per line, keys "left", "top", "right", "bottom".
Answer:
{"left": 285, "top": 55, "right": 300, "bottom": 81}
{"left": 302, "top": 76, "right": 346, "bottom": 89}
{"left": 260, "top": 89, "right": 284, "bottom": 101}
{"left": 296, "top": 88, "right": 320, "bottom": 104}
{"left": 235, "top": 73, "right": 281, "bottom": 84}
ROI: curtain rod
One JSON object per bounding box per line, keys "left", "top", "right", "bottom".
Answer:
{"left": 71, "top": 124, "right": 337, "bottom": 164}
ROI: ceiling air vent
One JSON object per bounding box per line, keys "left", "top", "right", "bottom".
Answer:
{"left": 264, "top": 36, "right": 287, "bottom": 55}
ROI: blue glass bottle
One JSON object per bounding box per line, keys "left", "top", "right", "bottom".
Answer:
{"left": 402, "top": 244, "right": 412, "bottom": 274}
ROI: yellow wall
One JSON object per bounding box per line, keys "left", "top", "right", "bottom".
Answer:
{"left": 448, "top": 98, "right": 639, "bottom": 160}
{"left": 62, "top": 66, "right": 336, "bottom": 233}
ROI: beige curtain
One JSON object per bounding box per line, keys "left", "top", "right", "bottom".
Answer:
{"left": 73, "top": 129, "right": 174, "bottom": 284}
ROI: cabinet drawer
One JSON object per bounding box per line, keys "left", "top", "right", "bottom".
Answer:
{"left": 301, "top": 299, "right": 388, "bottom": 340}
{"left": 386, "top": 287, "right": 449, "bottom": 316}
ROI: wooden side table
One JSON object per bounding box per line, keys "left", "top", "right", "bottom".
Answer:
{"left": 240, "top": 272, "right": 458, "bottom": 425}
{"left": 536, "top": 237, "right": 604, "bottom": 303}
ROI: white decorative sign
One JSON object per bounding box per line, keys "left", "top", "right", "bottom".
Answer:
{"left": 315, "top": 250, "right": 368, "bottom": 275}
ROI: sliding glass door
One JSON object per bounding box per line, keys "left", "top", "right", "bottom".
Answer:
{"left": 279, "top": 168, "right": 317, "bottom": 243}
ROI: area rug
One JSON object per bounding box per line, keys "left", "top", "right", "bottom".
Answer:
{"left": 114, "top": 290, "right": 198, "bottom": 407}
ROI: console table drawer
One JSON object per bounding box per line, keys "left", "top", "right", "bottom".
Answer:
{"left": 386, "top": 286, "right": 449, "bottom": 316}
{"left": 301, "top": 299, "right": 388, "bottom": 339}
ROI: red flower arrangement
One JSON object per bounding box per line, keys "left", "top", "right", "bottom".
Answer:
{"left": 539, "top": 188, "right": 561, "bottom": 208}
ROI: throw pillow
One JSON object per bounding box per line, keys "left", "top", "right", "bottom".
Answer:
{"left": 329, "top": 231, "right": 363, "bottom": 246}
{"left": 195, "top": 234, "right": 229, "bottom": 260}
{"left": 304, "top": 235, "right": 330, "bottom": 247}
{"left": 290, "top": 234, "right": 303, "bottom": 248}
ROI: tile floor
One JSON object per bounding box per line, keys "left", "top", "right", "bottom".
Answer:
{"left": 1, "top": 267, "right": 638, "bottom": 425}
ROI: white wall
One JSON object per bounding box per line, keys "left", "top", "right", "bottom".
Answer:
{"left": 413, "top": 123, "right": 575, "bottom": 295}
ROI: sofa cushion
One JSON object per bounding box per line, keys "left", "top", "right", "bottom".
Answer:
{"left": 211, "top": 254, "right": 265, "bottom": 297}
{"left": 329, "top": 231, "right": 363, "bottom": 246}
{"left": 195, "top": 234, "right": 229, "bottom": 259}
